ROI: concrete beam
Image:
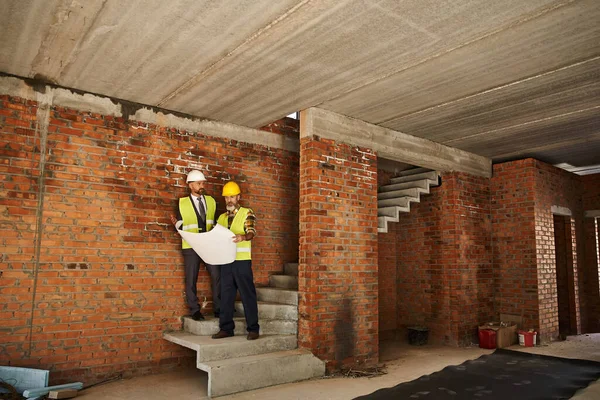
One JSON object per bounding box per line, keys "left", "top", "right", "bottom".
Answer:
{"left": 300, "top": 107, "right": 492, "bottom": 177}
{"left": 585, "top": 210, "right": 600, "bottom": 218}
{"left": 0, "top": 75, "right": 299, "bottom": 153}
{"left": 551, "top": 205, "right": 572, "bottom": 216}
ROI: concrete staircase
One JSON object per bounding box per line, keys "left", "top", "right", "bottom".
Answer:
{"left": 164, "top": 262, "right": 325, "bottom": 397}
{"left": 378, "top": 168, "right": 441, "bottom": 233}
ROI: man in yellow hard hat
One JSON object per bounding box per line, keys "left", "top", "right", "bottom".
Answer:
{"left": 211, "top": 181, "right": 260, "bottom": 340}
{"left": 170, "top": 170, "right": 218, "bottom": 321}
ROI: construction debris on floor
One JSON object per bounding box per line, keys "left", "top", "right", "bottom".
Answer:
{"left": 324, "top": 365, "right": 388, "bottom": 379}
{"left": 0, "top": 367, "right": 82, "bottom": 400}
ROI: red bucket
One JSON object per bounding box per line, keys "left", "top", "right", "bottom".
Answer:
{"left": 518, "top": 330, "right": 537, "bottom": 347}
{"left": 478, "top": 329, "right": 497, "bottom": 349}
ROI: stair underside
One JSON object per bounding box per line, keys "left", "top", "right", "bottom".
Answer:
{"left": 201, "top": 349, "right": 325, "bottom": 397}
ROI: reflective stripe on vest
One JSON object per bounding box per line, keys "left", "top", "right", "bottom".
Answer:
{"left": 181, "top": 223, "right": 199, "bottom": 230}
{"left": 217, "top": 207, "right": 251, "bottom": 260}
{"left": 179, "top": 195, "right": 217, "bottom": 249}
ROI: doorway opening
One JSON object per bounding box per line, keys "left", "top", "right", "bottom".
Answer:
{"left": 553, "top": 214, "right": 578, "bottom": 338}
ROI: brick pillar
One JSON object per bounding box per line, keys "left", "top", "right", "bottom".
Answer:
{"left": 492, "top": 160, "right": 540, "bottom": 333}
{"left": 582, "top": 173, "right": 600, "bottom": 333}
{"left": 583, "top": 217, "right": 600, "bottom": 332}
{"left": 444, "top": 172, "right": 493, "bottom": 345}
{"left": 568, "top": 218, "right": 582, "bottom": 334}
{"left": 298, "top": 134, "right": 378, "bottom": 371}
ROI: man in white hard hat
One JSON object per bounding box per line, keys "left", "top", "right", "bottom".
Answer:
{"left": 170, "top": 170, "right": 218, "bottom": 321}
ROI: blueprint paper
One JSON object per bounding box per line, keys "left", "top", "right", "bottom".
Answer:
{"left": 175, "top": 221, "right": 236, "bottom": 265}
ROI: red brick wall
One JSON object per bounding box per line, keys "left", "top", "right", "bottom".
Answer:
{"left": 582, "top": 173, "right": 600, "bottom": 331}
{"left": 491, "top": 159, "right": 587, "bottom": 342}
{"left": 260, "top": 117, "right": 300, "bottom": 140}
{"left": 395, "top": 185, "right": 443, "bottom": 340}
{"left": 395, "top": 183, "right": 446, "bottom": 340}
{"left": 386, "top": 162, "right": 597, "bottom": 345}
{"left": 298, "top": 135, "right": 378, "bottom": 370}
{"left": 583, "top": 174, "right": 600, "bottom": 209}
{"left": 491, "top": 160, "right": 539, "bottom": 332}
{"left": 447, "top": 173, "right": 494, "bottom": 344}
{"left": 534, "top": 161, "right": 583, "bottom": 340}
{"left": 0, "top": 94, "right": 299, "bottom": 384}
{"left": 394, "top": 172, "right": 493, "bottom": 345}
{"left": 377, "top": 170, "right": 397, "bottom": 338}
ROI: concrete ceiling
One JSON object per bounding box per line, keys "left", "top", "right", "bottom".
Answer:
{"left": 1, "top": 0, "right": 599, "bottom": 171}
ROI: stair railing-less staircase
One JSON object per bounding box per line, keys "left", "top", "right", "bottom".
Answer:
{"left": 163, "top": 262, "right": 325, "bottom": 397}
{"left": 378, "top": 168, "right": 441, "bottom": 233}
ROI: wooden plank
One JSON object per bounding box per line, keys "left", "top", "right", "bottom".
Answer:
{"left": 301, "top": 107, "right": 491, "bottom": 177}
{"left": 48, "top": 389, "right": 78, "bottom": 399}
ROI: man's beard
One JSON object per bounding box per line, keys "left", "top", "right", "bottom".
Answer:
{"left": 226, "top": 203, "right": 236, "bottom": 212}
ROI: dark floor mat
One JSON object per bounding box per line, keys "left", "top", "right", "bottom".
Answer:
{"left": 354, "top": 348, "right": 600, "bottom": 400}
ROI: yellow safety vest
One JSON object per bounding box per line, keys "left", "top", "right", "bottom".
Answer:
{"left": 217, "top": 207, "right": 252, "bottom": 260}
{"left": 179, "top": 195, "right": 216, "bottom": 249}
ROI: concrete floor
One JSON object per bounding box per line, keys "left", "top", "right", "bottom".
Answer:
{"left": 78, "top": 334, "right": 600, "bottom": 400}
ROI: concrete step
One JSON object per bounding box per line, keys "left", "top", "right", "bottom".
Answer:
{"left": 378, "top": 215, "right": 401, "bottom": 233}
{"left": 200, "top": 349, "right": 325, "bottom": 397}
{"left": 377, "top": 196, "right": 413, "bottom": 208}
{"left": 378, "top": 218, "right": 386, "bottom": 233}
{"left": 183, "top": 315, "right": 297, "bottom": 336}
{"left": 163, "top": 331, "right": 297, "bottom": 363}
{"left": 257, "top": 287, "right": 298, "bottom": 306}
{"left": 379, "top": 178, "right": 430, "bottom": 192}
{"left": 284, "top": 262, "right": 298, "bottom": 276}
{"left": 378, "top": 215, "right": 396, "bottom": 226}
{"left": 269, "top": 274, "right": 298, "bottom": 289}
{"left": 390, "top": 171, "right": 439, "bottom": 184}
{"left": 378, "top": 205, "right": 410, "bottom": 218}
{"left": 377, "top": 187, "right": 424, "bottom": 200}
{"left": 397, "top": 167, "right": 431, "bottom": 177}
{"left": 236, "top": 301, "right": 298, "bottom": 320}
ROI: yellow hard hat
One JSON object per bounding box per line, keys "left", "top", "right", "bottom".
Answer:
{"left": 222, "top": 181, "right": 241, "bottom": 196}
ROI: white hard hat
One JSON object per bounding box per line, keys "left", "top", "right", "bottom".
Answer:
{"left": 186, "top": 170, "right": 206, "bottom": 182}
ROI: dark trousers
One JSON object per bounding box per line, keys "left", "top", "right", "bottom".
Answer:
{"left": 183, "top": 249, "right": 202, "bottom": 314}
{"left": 219, "top": 260, "right": 259, "bottom": 333}
{"left": 206, "top": 264, "right": 221, "bottom": 313}
{"left": 182, "top": 249, "right": 220, "bottom": 315}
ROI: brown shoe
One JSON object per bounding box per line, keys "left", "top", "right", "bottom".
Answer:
{"left": 212, "top": 330, "right": 234, "bottom": 339}
{"left": 247, "top": 331, "right": 259, "bottom": 341}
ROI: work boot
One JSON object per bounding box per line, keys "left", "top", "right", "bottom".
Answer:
{"left": 192, "top": 311, "right": 204, "bottom": 321}
{"left": 247, "top": 331, "right": 259, "bottom": 341}
{"left": 212, "top": 330, "right": 234, "bottom": 339}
